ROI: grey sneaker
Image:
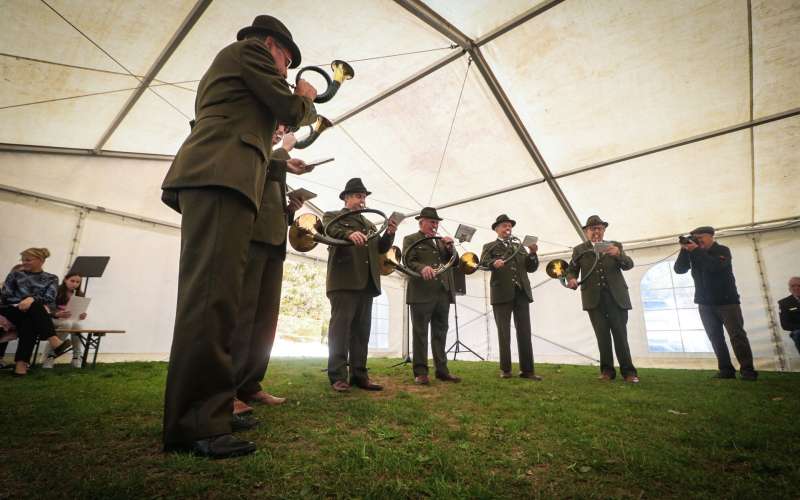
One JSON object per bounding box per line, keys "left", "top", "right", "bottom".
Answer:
{"left": 42, "top": 356, "right": 55, "bottom": 369}
{"left": 71, "top": 358, "right": 82, "bottom": 368}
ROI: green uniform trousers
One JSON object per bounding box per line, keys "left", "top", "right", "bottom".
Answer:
{"left": 163, "top": 188, "right": 255, "bottom": 447}
{"left": 231, "top": 242, "right": 284, "bottom": 399}
{"left": 410, "top": 289, "right": 451, "bottom": 377}
{"left": 492, "top": 287, "right": 535, "bottom": 374}
{"left": 586, "top": 288, "right": 637, "bottom": 378}
{"left": 327, "top": 290, "right": 373, "bottom": 384}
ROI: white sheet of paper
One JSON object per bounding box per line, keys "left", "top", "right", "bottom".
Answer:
{"left": 593, "top": 241, "right": 612, "bottom": 253}
{"left": 64, "top": 296, "right": 91, "bottom": 318}
{"left": 389, "top": 211, "right": 406, "bottom": 224}
{"left": 522, "top": 235, "right": 538, "bottom": 247}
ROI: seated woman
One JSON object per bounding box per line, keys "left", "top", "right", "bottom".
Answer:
{"left": 0, "top": 248, "right": 71, "bottom": 376}
{"left": 42, "top": 272, "right": 87, "bottom": 369}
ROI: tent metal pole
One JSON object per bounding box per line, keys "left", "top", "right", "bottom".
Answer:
{"left": 92, "top": 0, "right": 213, "bottom": 153}
{"left": 750, "top": 234, "right": 787, "bottom": 371}
{"left": 468, "top": 48, "right": 586, "bottom": 239}
{"left": 556, "top": 107, "right": 800, "bottom": 180}
{"left": 475, "top": 0, "right": 566, "bottom": 47}
{"left": 394, "top": 0, "right": 472, "bottom": 50}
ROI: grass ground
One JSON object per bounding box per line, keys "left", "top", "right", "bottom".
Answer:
{"left": 1, "top": 359, "right": 798, "bottom": 499}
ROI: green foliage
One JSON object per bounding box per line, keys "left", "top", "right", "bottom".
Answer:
{"left": 277, "top": 260, "right": 330, "bottom": 339}
{"left": 1, "top": 360, "right": 799, "bottom": 498}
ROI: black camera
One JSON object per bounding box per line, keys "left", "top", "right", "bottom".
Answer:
{"left": 678, "top": 235, "right": 697, "bottom": 245}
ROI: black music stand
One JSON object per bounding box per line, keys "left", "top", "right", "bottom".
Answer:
{"left": 445, "top": 268, "right": 484, "bottom": 361}
{"left": 391, "top": 305, "right": 413, "bottom": 367}
{"left": 67, "top": 256, "right": 110, "bottom": 295}
{"left": 445, "top": 224, "right": 484, "bottom": 361}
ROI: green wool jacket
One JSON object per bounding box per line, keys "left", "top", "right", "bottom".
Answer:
{"left": 480, "top": 239, "right": 539, "bottom": 305}
{"left": 161, "top": 38, "right": 316, "bottom": 212}
{"left": 323, "top": 208, "right": 395, "bottom": 297}
{"left": 402, "top": 231, "right": 457, "bottom": 304}
{"left": 251, "top": 147, "right": 291, "bottom": 256}
{"left": 566, "top": 241, "right": 634, "bottom": 311}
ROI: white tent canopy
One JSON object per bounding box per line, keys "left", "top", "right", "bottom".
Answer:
{"left": 1, "top": 0, "right": 798, "bottom": 370}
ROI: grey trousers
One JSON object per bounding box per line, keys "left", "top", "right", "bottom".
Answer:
{"left": 327, "top": 290, "right": 373, "bottom": 384}
{"left": 410, "top": 291, "right": 451, "bottom": 377}
{"left": 492, "top": 287, "right": 535, "bottom": 374}
{"left": 587, "top": 289, "right": 636, "bottom": 378}
{"left": 698, "top": 303, "right": 757, "bottom": 376}
{"left": 231, "top": 242, "right": 284, "bottom": 399}
{"left": 163, "top": 188, "right": 255, "bottom": 447}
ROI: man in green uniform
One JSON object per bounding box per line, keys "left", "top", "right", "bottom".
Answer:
{"left": 323, "top": 178, "right": 397, "bottom": 392}
{"left": 231, "top": 127, "right": 306, "bottom": 416}
{"left": 566, "top": 215, "right": 639, "bottom": 383}
{"left": 160, "top": 15, "right": 317, "bottom": 458}
{"left": 402, "top": 207, "right": 461, "bottom": 385}
{"left": 480, "top": 215, "right": 542, "bottom": 380}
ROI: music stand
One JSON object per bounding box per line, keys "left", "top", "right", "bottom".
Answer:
{"left": 391, "top": 305, "right": 413, "bottom": 367}
{"left": 67, "top": 256, "right": 110, "bottom": 295}
{"left": 445, "top": 268, "right": 484, "bottom": 361}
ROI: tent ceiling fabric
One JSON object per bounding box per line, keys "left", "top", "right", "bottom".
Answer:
{"left": 482, "top": 0, "right": 751, "bottom": 176}
{"left": 1, "top": 0, "right": 797, "bottom": 248}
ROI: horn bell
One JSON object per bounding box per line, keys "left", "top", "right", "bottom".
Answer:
{"left": 379, "top": 246, "right": 402, "bottom": 276}
{"left": 545, "top": 259, "right": 569, "bottom": 280}
{"left": 289, "top": 213, "right": 322, "bottom": 252}
{"left": 458, "top": 252, "right": 480, "bottom": 275}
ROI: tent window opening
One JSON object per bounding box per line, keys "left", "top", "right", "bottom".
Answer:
{"left": 640, "top": 261, "right": 713, "bottom": 353}
{"left": 369, "top": 291, "right": 390, "bottom": 349}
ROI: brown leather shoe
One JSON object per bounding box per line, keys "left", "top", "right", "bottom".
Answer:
{"left": 519, "top": 372, "right": 542, "bottom": 381}
{"left": 233, "top": 398, "right": 253, "bottom": 415}
{"left": 500, "top": 371, "right": 513, "bottom": 379}
{"left": 436, "top": 373, "right": 461, "bottom": 383}
{"left": 414, "top": 375, "right": 430, "bottom": 385}
{"left": 351, "top": 378, "right": 383, "bottom": 391}
{"left": 623, "top": 375, "right": 640, "bottom": 384}
{"left": 331, "top": 380, "right": 350, "bottom": 392}
{"left": 245, "top": 391, "right": 286, "bottom": 406}
{"left": 597, "top": 373, "right": 613, "bottom": 381}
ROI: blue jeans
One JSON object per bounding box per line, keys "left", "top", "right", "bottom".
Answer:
{"left": 790, "top": 330, "right": 800, "bottom": 356}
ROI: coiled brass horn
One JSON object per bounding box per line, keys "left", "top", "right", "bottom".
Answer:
{"left": 458, "top": 236, "right": 525, "bottom": 275}
{"left": 293, "top": 116, "right": 333, "bottom": 150}
{"left": 288, "top": 209, "right": 388, "bottom": 253}
{"left": 380, "top": 236, "right": 457, "bottom": 277}
{"left": 296, "top": 60, "right": 355, "bottom": 104}
{"left": 288, "top": 60, "right": 354, "bottom": 149}
{"left": 546, "top": 245, "right": 601, "bottom": 288}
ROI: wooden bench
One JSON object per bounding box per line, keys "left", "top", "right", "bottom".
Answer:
{"left": 25, "top": 329, "right": 127, "bottom": 369}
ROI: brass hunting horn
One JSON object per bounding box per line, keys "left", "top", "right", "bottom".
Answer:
{"left": 458, "top": 236, "right": 526, "bottom": 275}
{"left": 288, "top": 208, "right": 388, "bottom": 253}
{"left": 379, "top": 236, "right": 458, "bottom": 277}
{"left": 291, "top": 60, "right": 354, "bottom": 149}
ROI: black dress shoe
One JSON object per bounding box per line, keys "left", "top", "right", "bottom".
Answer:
{"left": 351, "top": 378, "right": 383, "bottom": 391}
{"left": 712, "top": 372, "right": 736, "bottom": 379}
{"left": 519, "top": 372, "right": 543, "bottom": 381}
{"left": 231, "top": 413, "right": 259, "bottom": 432}
{"left": 165, "top": 434, "right": 256, "bottom": 459}
{"left": 740, "top": 371, "right": 758, "bottom": 381}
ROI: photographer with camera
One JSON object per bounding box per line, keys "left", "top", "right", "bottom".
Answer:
{"left": 674, "top": 226, "right": 758, "bottom": 381}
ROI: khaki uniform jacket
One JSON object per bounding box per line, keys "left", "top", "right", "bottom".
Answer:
{"left": 323, "top": 208, "right": 395, "bottom": 297}
{"left": 480, "top": 240, "right": 539, "bottom": 305}
{"left": 566, "top": 241, "right": 633, "bottom": 311}
{"left": 251, "top": 147, "right": 291, "bottom": 258}
{"left": 161, "top": 39, "right": 316, "bottom": 212}
{"left": 403, "top": 231, "right": 457, "bottom": 304}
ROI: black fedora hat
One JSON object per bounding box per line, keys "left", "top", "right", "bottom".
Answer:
{"left": 237, "top": 15, "right": 301, "bottom": 69}
{"left": 582, "top": 215, "right": 609, "bottom": 229}
{"left": 491, "top": 214, "right": 516, "bottom": 230}
{"left": 415, "top": 207, "right": 443, "bottom": 221}
{"left": 339, "top": 178, "right": 371, "bottom": 200}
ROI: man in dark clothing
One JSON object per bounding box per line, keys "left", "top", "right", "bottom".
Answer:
{"left": 778, "top": 276, "right": 800, "bottom": 355}
{"left": 674, "top": 226, "right": 758, "bottom": 380}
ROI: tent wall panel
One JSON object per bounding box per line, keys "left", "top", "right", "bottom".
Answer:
{"left": 753, "top": 115, "right": 800, "bottom": 222}
{"left": 752, "top": 0, "right": 800, "bottom": 118}
{"left": 0, "top": 152, "right": 179, "bottom": 225}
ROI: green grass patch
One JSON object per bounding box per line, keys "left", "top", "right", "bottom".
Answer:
{"left": 1, "top": 359, "right": 798, "bottom": 498}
